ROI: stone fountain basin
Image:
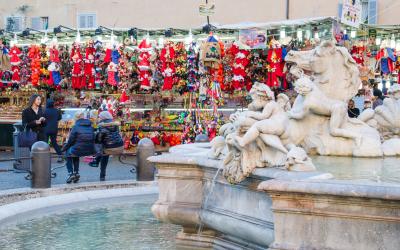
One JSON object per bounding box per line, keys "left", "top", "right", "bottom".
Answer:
{"left": 149, "top": 143, "right": 400, "bottom": 250}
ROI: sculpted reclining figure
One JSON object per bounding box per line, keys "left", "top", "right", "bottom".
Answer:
{"left": 289, "top": 76, "right": 363, "bottom": 147}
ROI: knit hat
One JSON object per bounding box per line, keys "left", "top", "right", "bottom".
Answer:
{"left": 99, "top": 111, "right": 113, "bottom": 121}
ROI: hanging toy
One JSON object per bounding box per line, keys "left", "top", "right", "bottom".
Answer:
{"left": 84, "top": 39, "right": 96, "bottom": 89}
{"left": 28, "top": 45, "right": 41, "bottom": 87}
{"left": 9, "top": 45, "right": 22, "bottom": 66}
{"left": 71, "top": 42, "right": 84, "bottom": 89}
{"left": 138, "top": 39, "right": 152, "bottom": 90}
{"left": 107, "top": 62, "right": 119, "bottom": 86}
{"left": 160, "top": 41, "right": 176, "bottom": 90}
{"left": 200, "top": 34, "right": 222, "bottom": 69}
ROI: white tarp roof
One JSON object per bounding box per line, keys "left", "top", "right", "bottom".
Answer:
{"left": 215, "top": 16, "right": 336, "bottom": 30}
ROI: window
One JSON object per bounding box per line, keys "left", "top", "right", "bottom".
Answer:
{"left": 367, "top": 0, "right": 377, "bottom": 24}
{"left": 31, "top": 17, "right": 49, "bottom": 30}
{"left": 5, "top": 16, "right": 23, "bottom": 32}
{"left": 77, "top": 13, "right": 96, "bottom": 29}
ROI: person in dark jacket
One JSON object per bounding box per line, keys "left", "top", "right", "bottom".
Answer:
{"left": 22, "top": 94, "right": 46, "bottom": 143}
{"left": 90, "top": 111, "right": 123, "bottom": 181}
{"left": 347, "top": 99, "right": 360, "bottom": 118}
{"left": 62, "top": 111, "right": 95, "bottom": 183}
{"left": 44, "top": 99, "right": 63, "bottom": 162}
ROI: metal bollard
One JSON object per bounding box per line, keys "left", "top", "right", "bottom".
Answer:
{"left": 195, "top": 134, "right": 209, "bottom": 143}
{"left": 31, "top": 141, "right": 51, "bottom": 188}
{"left": 137, "top": 138, "right": 155, "bottom": 181}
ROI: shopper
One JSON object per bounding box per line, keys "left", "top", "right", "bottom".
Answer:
{"left": 348, "top": 99, "right": 360, "bottom": 118}
{"left": 44, "top": 99, "right": 63, "bottom": 162}
{"left": 90, "top": 111, "right": 123, "bottom": 181}
{"left": 22, "top": 94, "right": 46, "bottom": 143}
{"left": 62, "top": 111, "right": 95, "bottom": 184}
{"left": 372, "top": 88, "right": 384, "bottom": 109}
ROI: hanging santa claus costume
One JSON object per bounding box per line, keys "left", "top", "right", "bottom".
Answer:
{"left": 71, "top": 42, "right": 84, "bottom": 89}
{"left": 160, "top": 41, "right": 175, "bottom": 90}
{"left": 138, "top": 39, "right": 152, "bottom": 90}
{"left": 48, "top": 43, "right": 61, "bottom": 87}
{"left": 230, "top": 43, "right": 249, "bottom": 90}
{"left": 84, "top": 39, "right": 96, "bottom": 89}
{"left": 9, "top": 45, "right": 22, "bottom": 66}
{"left": 266, "top": 39, "right": 284, "bottom": 88}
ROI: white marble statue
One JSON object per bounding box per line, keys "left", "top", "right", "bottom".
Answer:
{"left": 214, "top": 40, "right": 387, "bottom": 184}
{"left": 359, "top": 84, "right": 400, "bottom": 140}
{"left": 288, "top": 76, "right": 363, "bottom": 147}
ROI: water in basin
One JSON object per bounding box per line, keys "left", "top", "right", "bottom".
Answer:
{"left": 313, "top": 156, "right": 400, "bottom": 184}
{"left": 0, "top": 194, "right": 180, "bottom": 250}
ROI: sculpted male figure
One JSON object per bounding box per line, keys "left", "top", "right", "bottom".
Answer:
{"left": 289, "top": 77, "right": 362, "bottom": 146}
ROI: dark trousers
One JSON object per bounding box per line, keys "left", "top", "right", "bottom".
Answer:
{"left": 95, "top": 155, "right": 110, "bottom": 178}
{"left": 66, "top": 149, "right": 80, "bottom": 174}
{"left": 46, "top": 133, "right": 62, "bottom": 156}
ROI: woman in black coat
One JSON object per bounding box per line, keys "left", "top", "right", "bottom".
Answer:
{"left": 22, "top": 94, "right": 46, "bottom": 142}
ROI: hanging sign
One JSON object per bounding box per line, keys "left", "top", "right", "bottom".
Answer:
{"left": 369, "top": 29, "right": 377, "bottom": 38}
{"left": 199, "top": 2, "right": 215, "bottom": 16}
{"left": 238, "top": 29, "right": 267, "bottom": 49}
{"left": 341, "top": 0, "right": 362, "bottom": 28}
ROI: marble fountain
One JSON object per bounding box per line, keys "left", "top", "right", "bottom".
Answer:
{"left": 149, "top": 41, "right": 400, "bottom": 250}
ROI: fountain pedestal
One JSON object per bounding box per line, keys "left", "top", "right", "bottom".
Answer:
{"left": 150, "top": 144, "right": 332, "bottom": 249}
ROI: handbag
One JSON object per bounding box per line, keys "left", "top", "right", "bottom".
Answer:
{"left": 18, "top": 127, "right": 37, "bottom": 148}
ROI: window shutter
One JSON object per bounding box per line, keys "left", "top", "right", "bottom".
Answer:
{"left": 338, "top": 3, "right": 343, "bottom": 18}
{"left": 31, "top": 17, "right": 40, "bottom": 30}
{"left": 79, "top": 15, "right": 86, "bottom": 28}
{"left": 87, "top": 15, "right": 94, "bottom": 28}
{"left": 368, "top": 0, "right": 377, "bottom": 24}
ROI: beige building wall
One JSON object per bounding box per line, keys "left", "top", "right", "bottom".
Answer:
{"left": 0, "top": 0, "right": 399, "bottom": 31}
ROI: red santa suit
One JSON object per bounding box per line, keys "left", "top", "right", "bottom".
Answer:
{"left": 9, "top": 46, "right": 21, "bottom": 66}
{"left": 71, "top": 43, "right": 84, "bottom": 89}
{"left": 267, "top": 44, "right": 284, "bottom": 88}
{"left": 160, "top": 43, "right": 175, "bottom": 90}
{"left": 84, "top": 41, "right": 95, "bottom": 89}
{"left": 138, "top": 39, "right": 152, "bottom": 90}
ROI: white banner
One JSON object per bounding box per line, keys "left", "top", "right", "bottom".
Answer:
{"left": 341, "top": 0, "right": 362, "bottom": 28}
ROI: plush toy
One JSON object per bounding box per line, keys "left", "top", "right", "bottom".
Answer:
{"left": 71, "top": 42, "right": 84, "bottom": 89}
{"left": 9, "top": 45, "right": 22, "bottom": 66}
{"left": 138, "top": 39, "right": 152, "bottom": 90}
{"left": 84, "top": 39, "right": 96, "bottom": 89}
{"left": 107, "top": 62, "right": 119, "bottom": 86}
{"left": 160, "top": 42, "right": 176, "bottom": 90}
{"left": 11, "top": 67, "right": 20, "bottom": 83}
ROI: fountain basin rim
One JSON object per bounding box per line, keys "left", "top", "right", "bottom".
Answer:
{"left": 258, "top": 179, "right": 400, "bottom": 200}
{"left": 0, "top": 183, "right": 158, "bottom": 224}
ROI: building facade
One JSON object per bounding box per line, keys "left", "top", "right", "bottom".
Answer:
{"left": 1, "top": 0, "right": 399, "bottom": 32}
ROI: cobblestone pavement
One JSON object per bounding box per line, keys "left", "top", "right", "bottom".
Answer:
{"left": 0, "top": 152, "right": 137, "bottom": 190}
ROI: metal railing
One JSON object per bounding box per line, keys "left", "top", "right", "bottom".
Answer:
{"left": 0, "top": 139, "right": 161, "bottom": 188}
